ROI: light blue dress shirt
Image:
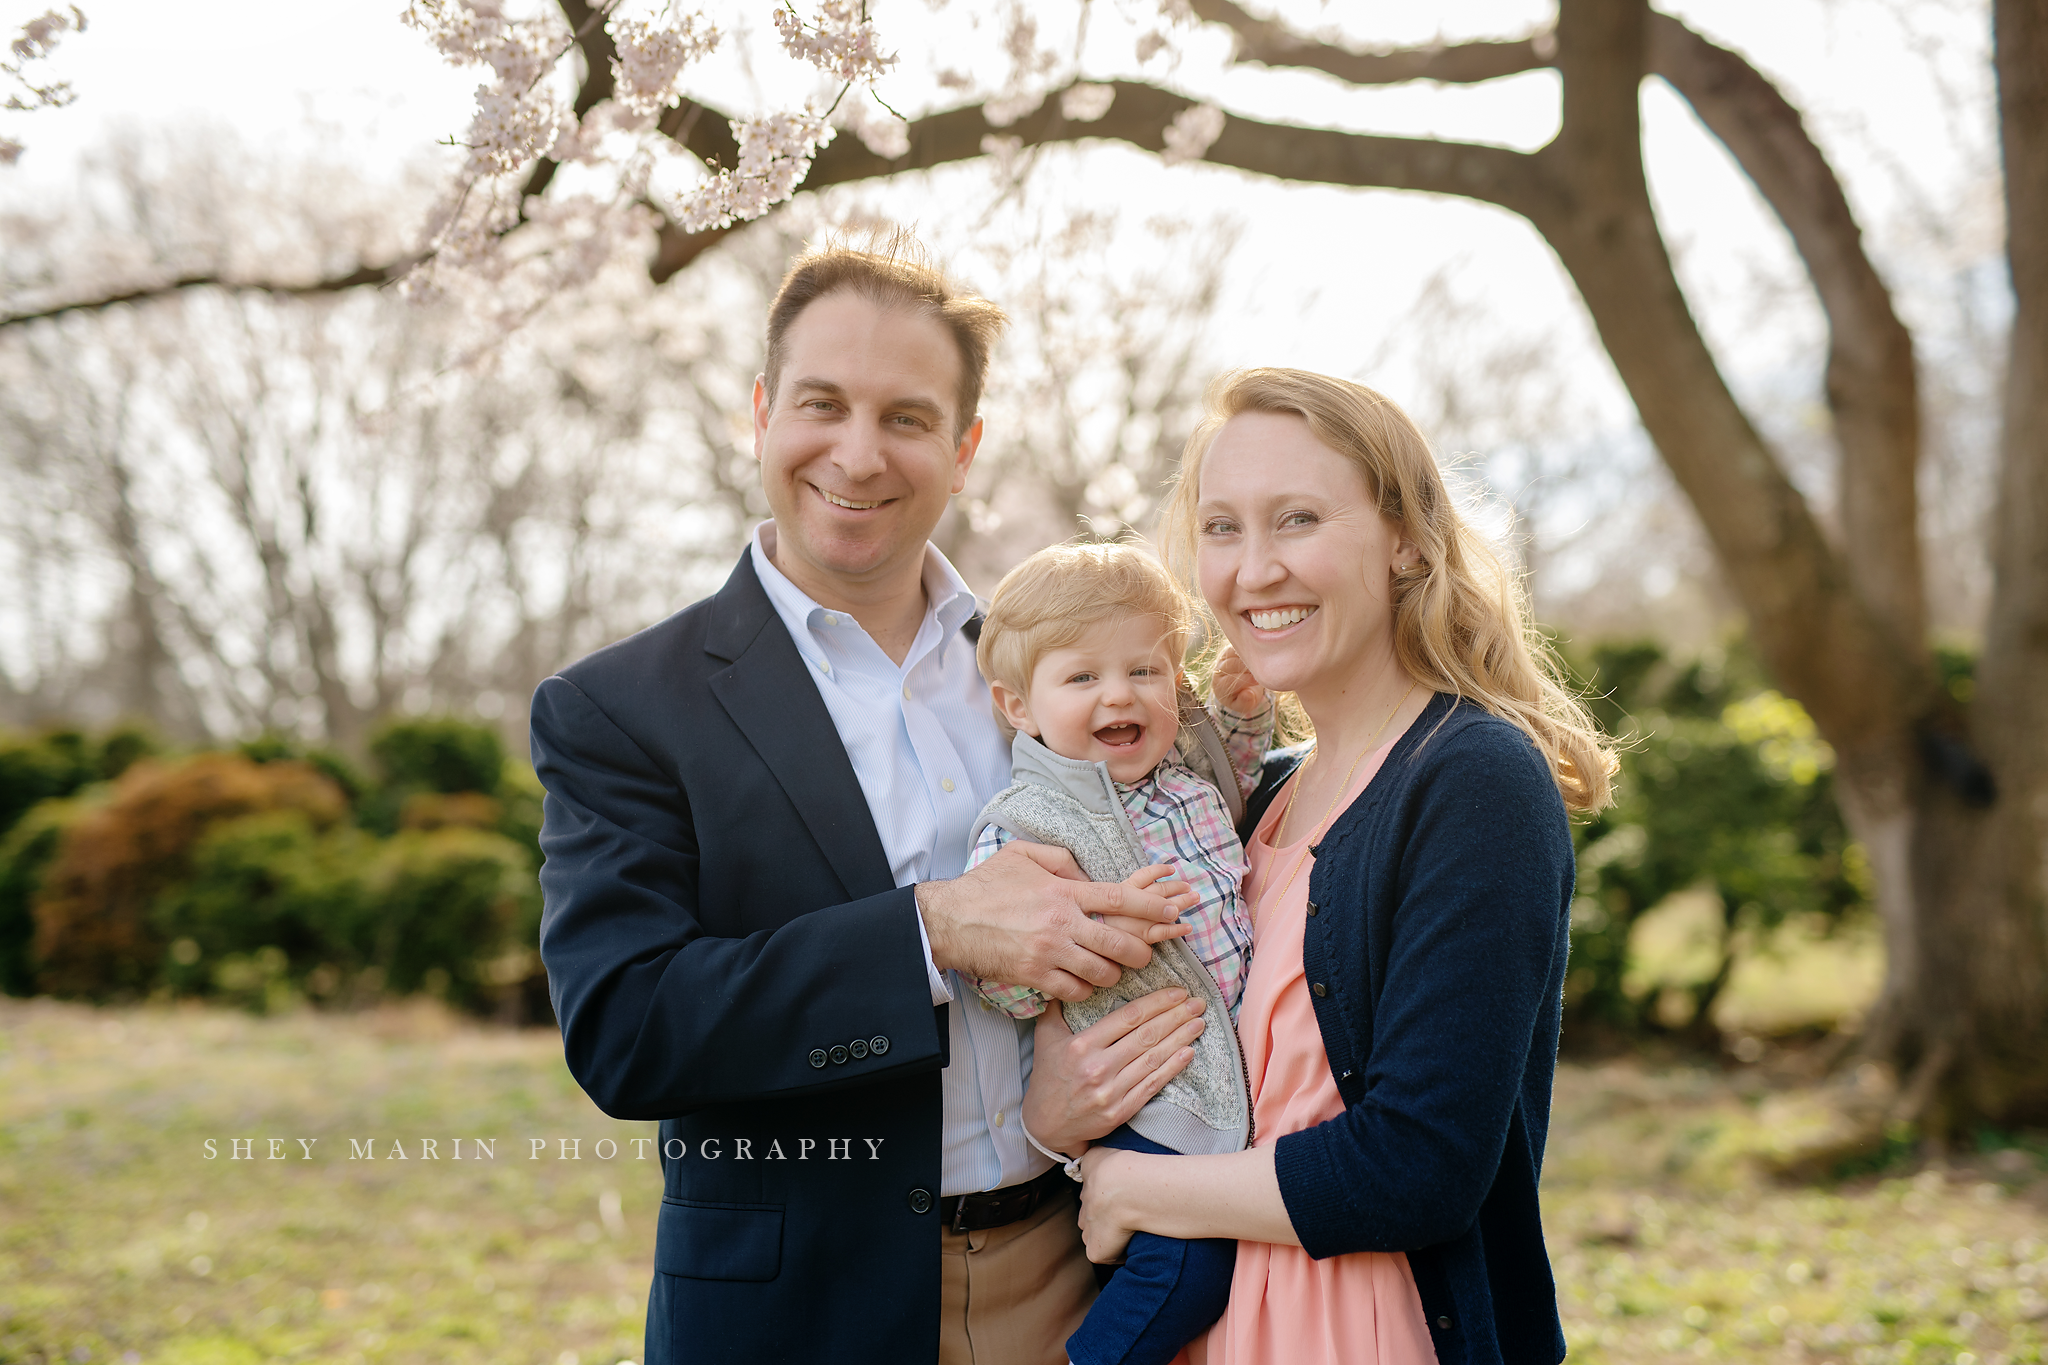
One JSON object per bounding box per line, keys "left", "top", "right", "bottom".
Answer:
{"left": 750, "top": 524, "right": 1051, "bottom": 1196}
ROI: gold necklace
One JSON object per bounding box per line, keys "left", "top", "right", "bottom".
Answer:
{"left": 1255, "top": 681, "right": 1420, "bottom": 925}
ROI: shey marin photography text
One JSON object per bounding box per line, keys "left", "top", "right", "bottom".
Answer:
{"left": 201, "top": 1135, "right": 890, "bottom": 1163}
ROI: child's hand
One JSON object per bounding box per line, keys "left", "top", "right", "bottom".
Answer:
{"left": 1211, "top": 645, "right": 1267, "bottom": 717}
{"left": 1095, "top": 865, "right": 1196, "bottom": 944}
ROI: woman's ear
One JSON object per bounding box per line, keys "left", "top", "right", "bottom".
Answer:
{"left": 1389, "top": 525, "right": 1422, "bottom": 575}
{"left": 990, "top": 678, "right": 1038, "bottom": 737}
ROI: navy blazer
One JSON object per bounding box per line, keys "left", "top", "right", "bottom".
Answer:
{"left": 1242, "top": 692, "right": 1574, "bottom": 1365}
{"left": 530, "top": 551, "right": 964, "bottom": 1364}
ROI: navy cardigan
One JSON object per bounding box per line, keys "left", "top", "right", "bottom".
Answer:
{"left": 1242, "top": 692, "right": 1573, "bottom": 1365}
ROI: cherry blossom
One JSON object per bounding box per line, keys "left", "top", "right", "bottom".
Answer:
{"left": 1160, "top": 103, "right": 1225, "bottom": 166}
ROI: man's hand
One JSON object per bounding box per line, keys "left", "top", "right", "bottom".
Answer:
{"left": 916, "top": 842, "right": 1186, "bottom": 1002}
{"left": 1211, "top": 644, "right": 1268, "bottom": 717}
{"left": 1020, "top": 989, "right": 1205, "bottom": 1155}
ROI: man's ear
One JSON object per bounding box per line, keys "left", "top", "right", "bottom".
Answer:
{"left": 951, "top": 415, "right": 984, "bottom": 495}
{"left": 752, "top": 375, "right": 771, "bottom": 459}
{"left": 989, "top": 677, "right": 1036, "bottom": 737}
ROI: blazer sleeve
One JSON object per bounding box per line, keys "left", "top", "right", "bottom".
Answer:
{"left": 1273, "top": 723, "right": 1573, "bottom": 1255}
{"left": 531, "top": 674, "right": 947, "bottom": 1122}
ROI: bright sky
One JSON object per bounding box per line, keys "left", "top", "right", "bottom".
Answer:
{"left": 3, "top": 0, "right": 1992, "bottom": 382}
{"left": 1, "top": 0, "right": 2001, "bottom": 607}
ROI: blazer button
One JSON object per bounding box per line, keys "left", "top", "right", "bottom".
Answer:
{"left": 808, "top": 1049, "right": 828, "bottom": 1069}
{"left": 908, "top": 1188, "right": 933, "bottom": 1215}
{"left": 849, "top": 1038, "right": 869, "bottom": 1059}
{"left": 870, "top": 1035, "right": 890, "bottom": 1056}
{"left": 829, "top": 1044, "right": 850, "bottom": 1065}
{"left": 1312, "top": 983, "right": 1328, "bottom": 998}
{"left": 1306, "top": 901, "right": 1318, "bottom": 916}
{"left": 1435, "top": 1315, "right": 1454, "bottom": 1331}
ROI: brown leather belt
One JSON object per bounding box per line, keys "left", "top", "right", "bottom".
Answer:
{"left": 941, "top": 1165, "right": 1072, "bottom": 1233}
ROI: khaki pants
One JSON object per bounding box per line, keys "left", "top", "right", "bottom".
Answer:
{"left": 939, "top": 1182, "right": 1098, "bottom": 1365}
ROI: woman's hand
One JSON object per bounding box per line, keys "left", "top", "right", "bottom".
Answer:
{"left": 1021, "top": 989, "right": 1205, "bottom": 1155}
{"left": 1211, "top": 645, "right": 1267, "bottom": 717}
{"left": 1076, "top": 1145, "right": 1146, "bottom": 1264}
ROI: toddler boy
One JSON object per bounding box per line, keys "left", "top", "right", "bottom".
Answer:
{"left": 966, "top": 541, "right": 1269, "bottom": 1365}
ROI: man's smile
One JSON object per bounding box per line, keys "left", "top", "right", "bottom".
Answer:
{"left": 816, "top": 484, "right": 890, "bottom": 510}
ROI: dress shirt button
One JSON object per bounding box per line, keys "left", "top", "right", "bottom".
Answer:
{"left": 829, "top": 1044, "right": 850, "bottom": 1065}
{"left": 818, "top": 659, "right": 832, "bottom": 674}
{"left": 908, "top": 1187, "right": 934, "bottom": 1215}
{"left": 808, "top": 1049, "right": 828, "bottom": 1069}
{"left": 1436, "top": 1315, "right": 1454, "bottom": 1331}
{"left": 902, "top": 684, "right": 912, "bottom": 700}
{"left": 941, "top": 777, "right": 955, "bottom": 792}
{"left": 870, "top": 1035, "right": 890, "bottom": 1055}
{"left": 824, "top": 613, "right": 838, "bottom": 626}
{"left": 1312, "top": 983, "right": 1328, "bottom": 998}
{"left": 850, "top": 1038, "right": 869, "bottom": 1059}
{"left": 994, "top": 1110, "right": 1005, "bottom": 1128}
{"left": 1306, "top": 901, "right": 1318, "bottom": 916}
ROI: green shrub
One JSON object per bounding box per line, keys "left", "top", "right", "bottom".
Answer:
{"left": 151, "top": 809, "right": 372, "bottom": 1001}
{"left": 371, "top": 717, "right": 504, "bottom": 797}
{"left": 0, "top": 722, "right": 157, "bottom": 839}
{"left": 1563, "top": 641, "right": 1866, "bottom": 1040}
{"left": 357, "top": 827, "right": 538, "bottom": 1010}
{"left": 0, "top": 797, "right": 95, "bottom": 996}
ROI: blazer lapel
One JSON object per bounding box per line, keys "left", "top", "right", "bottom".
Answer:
{"left": 705, "top": 552, "right": 898, "bottom": 902}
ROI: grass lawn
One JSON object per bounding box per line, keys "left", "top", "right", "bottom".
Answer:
{"left": 2, "top": 998, "right": 2044, "bottom": 1365}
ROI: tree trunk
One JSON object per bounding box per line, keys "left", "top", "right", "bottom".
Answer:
{"left": 1916, "top": 0, "right": 2048, "bottom": 1127}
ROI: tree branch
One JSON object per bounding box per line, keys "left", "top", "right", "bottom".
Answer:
{"left": 1190, "top": 0, "right": 1553, "bottom": 86}
{"left": 1647, "top": 11, "right": 1925, "bottom": 653}
{"left": 0, "top": 262, "right": 414, "bottom": 331}
{"left": 672, "top": 80, "right": 1560, "bottom": 223}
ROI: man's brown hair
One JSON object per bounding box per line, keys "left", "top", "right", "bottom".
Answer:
{"left": 762, "top": 228, "right": 1008, "bottom": 440}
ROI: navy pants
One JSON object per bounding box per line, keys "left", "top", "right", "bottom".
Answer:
{"left": 1065, "top": 1127, "right": 1237, "bottom": 1365}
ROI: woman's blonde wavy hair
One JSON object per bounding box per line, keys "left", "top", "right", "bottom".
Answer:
{"left": 1158, "top": 367, "right": 1616, "bottom": 813}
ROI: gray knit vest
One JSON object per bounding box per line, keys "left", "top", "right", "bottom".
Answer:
{"left": 968, "top": 726, "right": 1250, "bottom": 1157}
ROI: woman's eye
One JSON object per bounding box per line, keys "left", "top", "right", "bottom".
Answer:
{"left": 1281, "top": 510, "right": 1318, "bottom": 529}
{"left": 1199, "top": 518, "right": 1237, "bottom": 536}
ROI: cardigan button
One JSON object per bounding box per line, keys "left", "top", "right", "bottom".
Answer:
{"left": 1312, "top": 983, "right": 1328, "bottom": 998}
{"left": 1436, "top": 1315, "right": 1454, "bottom": 1331}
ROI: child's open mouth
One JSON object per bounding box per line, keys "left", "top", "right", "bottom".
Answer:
{"left": 1093, "top": 723, "right": 1144, "bottom": 748}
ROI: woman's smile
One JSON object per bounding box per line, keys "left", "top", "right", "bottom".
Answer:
{"left": 1246, "top": 605, "right": 1318, "bottom": 632}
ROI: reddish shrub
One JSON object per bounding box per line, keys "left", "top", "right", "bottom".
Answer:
{"left": 31, "top": 754, "right": 347, "bottom": 997}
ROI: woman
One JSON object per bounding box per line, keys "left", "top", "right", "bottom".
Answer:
{"left": 1031, "top": 368, "right": 1615, "bottom": 1365}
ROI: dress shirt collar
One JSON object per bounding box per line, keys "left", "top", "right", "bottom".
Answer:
{"left": 751, "top": 521, "right": 978, "bottom": 645}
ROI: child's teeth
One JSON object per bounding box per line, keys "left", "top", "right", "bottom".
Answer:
{"left": 821, "top": 489, "right": 883, "bottom": 509}
{"left": 1250, "top": 607, "right": 1315, "bottom": 629}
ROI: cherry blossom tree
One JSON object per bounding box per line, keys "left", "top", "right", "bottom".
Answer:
{"left": 1, "top": 0, "right": 2043, "bottom": 1130}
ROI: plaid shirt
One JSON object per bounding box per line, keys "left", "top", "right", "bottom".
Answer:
{"left": 965, "top": 703, "right": 1270, "bottom": 1022}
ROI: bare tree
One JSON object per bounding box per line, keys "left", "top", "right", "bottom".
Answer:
{"left": 0, "top": 141, "right": 754, "bottom": 750}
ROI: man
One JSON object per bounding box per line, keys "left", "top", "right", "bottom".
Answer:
{"left": 531, "top": 234, "right": 1205, "bottom": 1364}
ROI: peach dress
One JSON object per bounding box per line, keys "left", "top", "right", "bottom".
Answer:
{"left": 1181, "top": 737, "right": 1438, "bottom": 1365}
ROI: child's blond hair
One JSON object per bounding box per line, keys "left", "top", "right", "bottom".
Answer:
{"left": 976, "top": 543, "right": 1193, "bottom": 738}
